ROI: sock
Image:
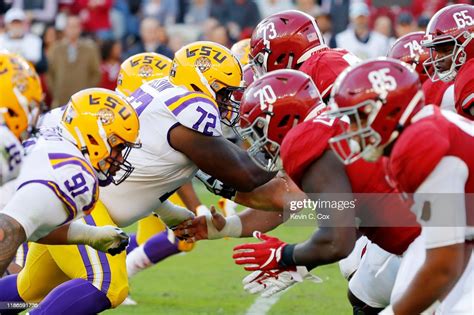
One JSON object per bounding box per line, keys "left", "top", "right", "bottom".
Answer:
{"left": 0, "top": 274, "right": 25, "bottom": 314}
{"left": 126, "top": 233, "right": 138, "bottom": 255}
{"left": 29, "top": 279, "right": 111, "bottom": 315}
{"left": 126, "top": 229, "right": 181, "bottom": 278}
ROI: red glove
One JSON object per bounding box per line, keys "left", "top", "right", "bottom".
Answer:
{"left": 233, "top": 231, "right": 287, "bottom": 271}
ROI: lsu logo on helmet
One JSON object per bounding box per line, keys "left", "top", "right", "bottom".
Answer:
{"left": 117, "top": 52, "right": 172, "bottom": 97}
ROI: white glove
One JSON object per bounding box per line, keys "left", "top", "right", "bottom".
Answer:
{"left": 68, "top": 222, "right": 129, "bottom": 255}
{"left": 156, "top": 200, "right": 195, "bottom": 227}
{"left": 242, "top": 266, "right": 322, "bottom": 297}
{"left": 88, "top": 226, "right": 129, "bottom": 255}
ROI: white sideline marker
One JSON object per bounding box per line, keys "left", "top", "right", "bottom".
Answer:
{"left": 244, "top": 289, "right": 290, "bottom": 315}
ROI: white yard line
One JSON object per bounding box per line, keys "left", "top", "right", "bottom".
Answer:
{"left": 244, "top": 289, "right": 290, "bottom": 315}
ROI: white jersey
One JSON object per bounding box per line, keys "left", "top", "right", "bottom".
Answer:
{"left": 0, "top": 125, "right": 24, "bottom": 186}
{"left": 1, "top": 129, "right": 99, "bottom": 240}
{"left": 100, "top": 78, "right": 223, "bottom": 226}
{"left": 37, "top": 106, "right": 67, "bottom": 130}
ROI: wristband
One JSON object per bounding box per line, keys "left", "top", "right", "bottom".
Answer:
{"left": 196, "top": 205, "right": 211, "bottom": 216}
{"left": 279, "top": 243, "right": 296, "bottom": 267}
{"left": 206, "top": 215, "right": 242, "bottom": 239}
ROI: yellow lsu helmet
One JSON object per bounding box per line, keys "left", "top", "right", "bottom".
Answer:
{"left": 169, "top": 41, "right": 243, "bottom": 126}
{"left": 61, "top": 88, "right": 141, "bottom": 185}
{"left": 231, "top": 38, "right": 250, "bottom": 66}
{"left": 0, "top": 52, "right": 43, "bottom": 139}
{"left": 116, "top": 52, "right": 172, "bottom": 97}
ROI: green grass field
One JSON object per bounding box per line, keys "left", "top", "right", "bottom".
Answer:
{"left": 104, "top": 183, "right": 351, "bottom": 315}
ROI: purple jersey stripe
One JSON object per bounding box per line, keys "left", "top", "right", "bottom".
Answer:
{"left": 17, "top": 180, "right": 76, "bottom": 222}
{"left": 164, "top": 91, "right": 194, "bottom": 107}
{"left": 83, "top": 193, "right": 98, "bottom": 213}
{"left": 49, "top": 155, "right": 99, "bottom": 212}
{"left": 52, "top": 159, "right": 96, "bottom": 180}
{"left": 78, "top": 244, "right": 95, "bottom": 283}
{"left": 22, "top": 139, "right": 36, "bottom": 148}
{"left": 48, "top": 153, "right": 77, "bottom": 160}
{"left": 84, "top": 215, "right": 112, "bottom": 294}
{"left": 172, "top": 97, "right": 217, "bottom": 116}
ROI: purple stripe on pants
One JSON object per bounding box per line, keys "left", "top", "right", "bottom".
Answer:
{"left": 84, "top": 215, "right": 112, "bottom": 294}
{"left": 77, "top": 245, "right": 94, "bottom": 283}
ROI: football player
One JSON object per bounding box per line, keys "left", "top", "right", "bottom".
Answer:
{"left": 244, "top": 11, "right": 418, "bottom": 312}
{"left": 249, "top": 10, "right": 360, "bottom": 102}
{"left": 0, "top": 42, "right": 287, "bottom": 314}
{"left": 388, "top": 31, "right": 455, "bottom": 110}
{"left": 421, "top": 4, "right": 474, "bottom": 118}
{"left": 0, "top": 87, "right": 141, "bottom": 277}
{"left": 0, "top": 52, "right": 43, "bottom": 274}
{"left": 177, "top": 69, "right": 421, "bottom": 314}
{"left": 454, "top": 58, "right": 474, "bottom": 120}
{"left": 114, "top": 52, "right": 200, "bottom": 265}
{"left": 0, "top": 52, "right": 42, "bottom": 188}
{"left": 328, "top": 58, "right": 473, "bottom": 315}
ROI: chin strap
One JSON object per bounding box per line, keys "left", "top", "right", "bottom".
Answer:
{"left": 194, "top": 66, "right": 216, "bottom": 98}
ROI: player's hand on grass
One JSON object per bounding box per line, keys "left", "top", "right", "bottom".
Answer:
{"left": 242, "top": 266, "right": 322, "bottom": 298}
{"left": 174, "top": 205, "right": 226, "bottom": 241}
{"left": 89, "top": 226, "right": 129, "bottom": 255}
{"left": 233, "top": 231, "right": 288, "bottom": 271}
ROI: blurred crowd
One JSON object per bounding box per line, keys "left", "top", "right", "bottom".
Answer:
{"left": 0, "top": 0, "right": 471, "bottom": 109}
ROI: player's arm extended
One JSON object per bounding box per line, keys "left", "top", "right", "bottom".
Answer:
{"left": 169, "top": 125, "right": 276, "bottom": 192}
{"left": 282, "top": 150, "right": 357, "bottom": 270}
{"left": 234, "top": 172, "right": 307, "bottom": 211}
{"left": 174, "top": 206, "right": 284, "bottom": 241}
{"left": 37, "top": 221, "right": 129, "bottom": 255}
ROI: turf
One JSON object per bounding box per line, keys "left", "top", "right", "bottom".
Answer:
{"left": 103, "top": 183, "right": 351, "bottom": 314}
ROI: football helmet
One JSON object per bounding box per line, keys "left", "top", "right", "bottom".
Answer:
{"left": 169, "top": 41, "right": 243, "bottom": 126}
{"left": 231, "top": 38, "right": 251, "bottom": 66}
{"left": 0, "top": 52, "right": 43, "bottom": 139}
{"left": 61, "top": 88, "right": 141, "bottom": 185}
{"left": 239, "top": 69, "right": 322, "bottom": 171}
{"left": 116, "top": 52, "right": 172, "bottom": 97}
{"left": 328, "top": 58, "right": 424, "bottom": 165}
{"left": 422, "top": 4, "right": 474, "bottom": 82}
{"left": 388, "top": 32, "right": 430, "bottom": 83}
{"left": 250, "top": 10, "right": 325, "bottom": 77}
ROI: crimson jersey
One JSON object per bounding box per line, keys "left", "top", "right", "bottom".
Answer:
{"left": 454, "top": 58, "right": 474, "bottom": 120}
{"left": 389, "top": 105, "right": 474, "bottom": 232}
{"left": 299, "top": 48, "right": 359, "bottom": 100}
{"left": 422, "top": 78, "right": 452, "bottom": 107}
{"left": 281, "top": 117, "right": 420, "bottom": 255}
